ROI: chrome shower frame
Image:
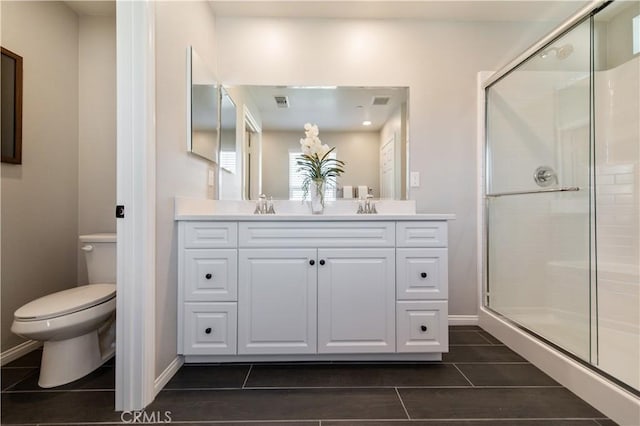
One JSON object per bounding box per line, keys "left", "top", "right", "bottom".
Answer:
{"left": 480, "top": 0, "right": 639, "bottom": 399}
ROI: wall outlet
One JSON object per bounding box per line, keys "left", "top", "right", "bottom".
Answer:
{"left": 410, "top": 171, "right": 420, "bottom": 188}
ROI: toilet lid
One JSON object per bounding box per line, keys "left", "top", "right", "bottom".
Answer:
{"left": 15, "top": 284, "right": 116, "bottom": 321}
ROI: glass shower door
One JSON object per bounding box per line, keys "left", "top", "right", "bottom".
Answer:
{"left": 485, "top": 18, "right": 593, "bottom": 361}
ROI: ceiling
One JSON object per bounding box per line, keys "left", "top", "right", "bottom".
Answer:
{"left": 209, "top": 1, "right": 590, "bottom": 22}
{"left": 64, "top": 1, "right": 115, "bottom": 16}
{"left": 244, "top": 86, "right": 408, "bottom": 132}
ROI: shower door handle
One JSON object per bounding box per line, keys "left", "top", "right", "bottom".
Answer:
{"left": 486, "top": 187, "right": 580, "bottom": 198}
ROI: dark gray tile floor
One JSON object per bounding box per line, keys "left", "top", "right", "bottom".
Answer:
{"left": 0, "top": 326, "right": 616, "bottom": 425}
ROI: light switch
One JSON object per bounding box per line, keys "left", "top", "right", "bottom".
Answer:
{"left": 410, "top": 172, "right": 420, "bottom": 188}
{"left": 208, "top": 170, "right": 215, "bottom": 186}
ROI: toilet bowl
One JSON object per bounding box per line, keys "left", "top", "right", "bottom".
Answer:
{"left": 11, "top": 233, "right": 116, "bottom": 388}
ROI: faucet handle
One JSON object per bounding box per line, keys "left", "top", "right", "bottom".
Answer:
{"left": 267, "top": 197, "right": 276, "bottom": 214}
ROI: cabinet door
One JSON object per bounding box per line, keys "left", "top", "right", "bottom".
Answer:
{"left": 238, "top": 249, "right": 317, "bottom": 354}
{"left": 317, "top": 248, "right": 395, "bottom": 353}
{"left": 184, "top": 249, "right": 237, "bottom": 301}
{"left": 397, "top": 301, "right": 448, "bottom": 352}
{"left": 396, "top": 248, "right": 448, "bottom": 300}
{"left": 182, "top": 302, "right": 237, "bottom": 355}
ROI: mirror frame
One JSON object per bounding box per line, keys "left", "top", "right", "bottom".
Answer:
{"left": 1, "top": 47, "right": 23, "bottom": 165}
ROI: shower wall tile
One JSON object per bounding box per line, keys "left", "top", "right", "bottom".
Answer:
{"left": 593, "top": 56, "right": 640, "bottom": 391}
{"left": 615, "top": 173, "right": 634, "bottom": 184}
{"left": 597, "top": 183, "right": 633, "bottom": 194}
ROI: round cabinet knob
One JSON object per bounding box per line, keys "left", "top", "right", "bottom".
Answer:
{"left": 205, "top": 273, "right": 212, "bottom": 280}
{"left": 205, "top": 327, "right": 212, "bottom": 334}
{"left": 420, "top": 325, "right": 428, "bottom": 332}
{"left": 319, "top": 260, "right": 326, "bottom": 266}
{"left": 420, "top": 272, "right": 428, "bottom": 278}
{"left": 309, "top": 260, "right": 315, "bottom": 266}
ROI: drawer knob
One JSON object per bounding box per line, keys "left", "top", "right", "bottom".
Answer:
{"left": 309, "top": 259, "right": 315, "bottom": 266}
{"left": 420, "top": 325, "right": 428, "bottom": 332}
{"left": 420, "top": 272, "right": 428, "bottom": 279}
{"left": 205, "top": 273, "right": 212, "bottom": 280}
{"left": 319, "top": 259, "right": 325, "bottom": 266}
{"left": 205, "top": 327, "right": 212, "bottom": 334}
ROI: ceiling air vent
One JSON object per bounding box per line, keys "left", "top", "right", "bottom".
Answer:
{"left": 274, "top": 96, "right": 290, "bottom": 108}
{"left": 371, "top": 96, "right": 390, "bottom": 106}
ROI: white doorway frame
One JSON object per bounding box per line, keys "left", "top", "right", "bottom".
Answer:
{"left": 243, "top": 106, "right": 262, "bottom": 200}
{"left": 115, "top": 0, "right": 156, "bottom": 411}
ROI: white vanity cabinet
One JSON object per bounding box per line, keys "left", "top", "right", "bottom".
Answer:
{"left": 177, "top": 216, "right": 452, "bottom": 361}
{"left": 317, "top": 248, "right": 396, "bottom": 353}
{"left": 238, "top": 248, "right": 317, "bottom": 354}
{"left": 178, "top": 222, "right": 239, "bottom": 355}
{"left": 395, "top": 222, "right": 449, "bottom": 352}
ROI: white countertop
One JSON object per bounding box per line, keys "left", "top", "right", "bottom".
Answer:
{"left": 174, "top": 197, "right": 456, "bottom": 221}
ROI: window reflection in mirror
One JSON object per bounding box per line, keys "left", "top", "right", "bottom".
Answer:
{"left": 187, "top": 46, "right": 219, "bottom": 162}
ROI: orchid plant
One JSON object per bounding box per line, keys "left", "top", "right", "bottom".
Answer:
{"left": 296, "top": 123, "right": 346, "bottom": 202}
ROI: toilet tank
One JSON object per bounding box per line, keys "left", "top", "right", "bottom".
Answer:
{"left": 79, "top": 233, "right": 116, "bottom": 284}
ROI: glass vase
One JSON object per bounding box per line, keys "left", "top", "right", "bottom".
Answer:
{"left": 310, "top": 178, "right": 325, "bottom": 214}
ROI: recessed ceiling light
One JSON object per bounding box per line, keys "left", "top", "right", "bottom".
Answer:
{"left": 362, "top": 120, "right": 372, "bottom": 126}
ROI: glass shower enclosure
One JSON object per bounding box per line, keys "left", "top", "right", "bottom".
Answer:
{"left": 484, "top": 0, "right": 639, "bottom": 393}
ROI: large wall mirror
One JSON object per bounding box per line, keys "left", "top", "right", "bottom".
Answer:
{"left": 219, "top": 85, "right": 409, "bottom": 201}
{"left": 187, "top": 46, "right": 219, "bottom": 162}
{"left": 1, "top": 47, "right": 23, "bottom": 164}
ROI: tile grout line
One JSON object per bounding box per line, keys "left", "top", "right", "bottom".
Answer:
{"left": 156, "top": 385, "right": 566, "bottom": 391}
{"left": 242, "top": 364, "right": 253, "bottom": 389}
{"left": 475, "top": 331, "right": 496, "bottom": 345}
{"left": 449, "top": 344, "right": 502, "bottom": 347}
{"left": 3, "top": 388, "right": 115, "bottom": 393}
{"left": 452, "top": 363, "right": 475, "bottom": 387}
{"left": 22, "top": 419, "right": 613, "bottom": 425}
{"left": 395, "top": 387, "right": 411, "bottom": 420}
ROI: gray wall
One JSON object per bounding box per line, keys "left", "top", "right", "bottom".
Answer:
{"left": 217, "top": 17, "right": 557, "bottom": 317}
{"left": 1, "top": 2, "right": 116, "bottom": 354}
{"left": 1, "top": 1, "right": 80, "bottom": 351}
{"left": 262, "top": 130, "right": 380, "bottom": 199}
{"left": 155, "top": 0, "right": 218, "bottom": 377}
{"left": 78, "top": 15, "right": 116, "bottom": 284}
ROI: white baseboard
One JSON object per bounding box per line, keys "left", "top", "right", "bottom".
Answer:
{"left": 448, "top": 315, "right": 479, "bottom": 326}
{"left": 0, "top": 340, "right": 42, "bottom": 367}
{"left": 154, "top": 356, "right": 184, "bottom": 396}
{"left": 480, "top": 307, "right": 640, "bottom": 426}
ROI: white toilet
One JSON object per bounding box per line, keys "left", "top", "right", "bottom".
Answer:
{"left": 11, "top": 233, "right": 117, "bottom": 388}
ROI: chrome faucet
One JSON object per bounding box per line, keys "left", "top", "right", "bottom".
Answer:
{"left": 254, "top": 194, "right": 276, "bottom": 214}
{"left": 357, "top": 194, "right": 377, "bottom": 214}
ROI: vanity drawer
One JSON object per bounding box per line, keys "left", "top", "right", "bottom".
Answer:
{"left": 183, "top": 302, "right": 237, "bottom": 355}
{"left": 396, "top": 248, "right": 448, "bottom": 300}
{"left": 238, "top": 222, "right": 395, "bottom": 248}
{"left": 397, "top": 301, "right": 448, "bottom": 353}
{"left": 182, "top": 222, "right": 237, "bottom": 249}
{"left": 184, "top": 249, "right": 237, "bottom": 301}
{"left": 396, "top": 222, "right": 447, "bottom": 248}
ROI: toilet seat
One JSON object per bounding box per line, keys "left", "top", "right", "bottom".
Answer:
{"left": 14, "top": 284, "right": 116, "bottom": 321}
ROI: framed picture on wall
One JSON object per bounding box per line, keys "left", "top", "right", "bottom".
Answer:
{"left": 1, "top": 46, "right": 23, "bottom": 164}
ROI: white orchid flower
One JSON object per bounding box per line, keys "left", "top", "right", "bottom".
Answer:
{"left": 304, "top": 123, "right": 319, "bottom": 138}
{"left": 317, "top": 144, "right": 331, "bottom": 158}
